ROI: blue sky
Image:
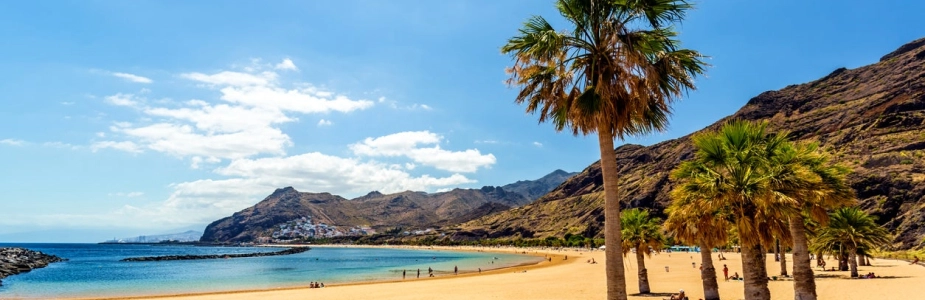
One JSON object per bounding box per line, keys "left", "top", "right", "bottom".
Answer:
{"left": 1, "top": 0, "right": 924, "bottom": 242}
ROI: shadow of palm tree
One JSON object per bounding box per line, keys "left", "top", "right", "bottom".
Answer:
{"left": 630, "top": 292, "right": 675, "bottom": 297}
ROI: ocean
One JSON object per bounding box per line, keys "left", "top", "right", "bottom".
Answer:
{"left": 0, "top": 243, "right": 542, "bottom": 299}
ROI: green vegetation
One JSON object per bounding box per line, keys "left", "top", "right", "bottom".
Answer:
{"left": 620, "top": 208, "right": 664, "bottom": 294}
{"left": 501, "top": 1, "right": 705, "bottom": 298}
{"left": 810, "top": 207, "right": 891, "bottom": 278}
{"left": 669, "top": 120, "right": 857, "bottom": 300}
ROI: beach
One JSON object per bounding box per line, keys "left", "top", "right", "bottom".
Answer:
{"left": 84, "top": 245, "right": 925, "bottom": 300}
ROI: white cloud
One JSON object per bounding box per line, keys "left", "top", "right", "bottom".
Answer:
{"left": 91, "top": 141, "right": 143, "bottom": 153}
{"left": 112, "top": 72, "right": 153, "bottom": 84}
{"left": 214, "top": 152, "right": 475, "bottom": 195}
{"left": 0, "top": 139, "right": 26, "bottom": 146}
{"left": 475, "top": 140, "right": 499, "bottom": 144}
{"left": 106, "top": 93, "right": 140, "bottom": 107}
{"left": 182, "top": 71, "right": 275, "bottom": 87}
{"left": 350, "top": 131, "right": 496, "bottom": 173}
{"left": 64, "top": 59, "right": 494, "bottom": 230}
{"left": 61, "top": 101, "right": 75, "bottom": 105}
{"left": 98, "top": 66, "right": 376, "bottom": 161}
{"left": 533, "top": 141, "right": 543, "bottom": 147}
{"left": 275, "top": 58, "right": 298, "bottom": 71}
{"left": 42, "top": 142, "right": 82, "bottom": 150}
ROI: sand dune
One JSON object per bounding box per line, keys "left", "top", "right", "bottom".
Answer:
{"left": 90, "top": 246, "right": 925, "bottom": 300}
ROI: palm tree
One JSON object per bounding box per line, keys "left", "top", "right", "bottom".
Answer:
{"left": 665, "top": 191, "right": 731, "bottom": 300}
{"left": 672, "top": 120, "right": 795, "bottom": 300}
{"left": 620, "top": 208, "right": 665, "bottom": 294}
{"left": 768, "top": 142, "right": 854, "bottom": 300}
{"left": 811, "top": 207, "right": 891, "bottom": 278}
{"left": 502, "top": 1, "right": 706, "bottom": 299}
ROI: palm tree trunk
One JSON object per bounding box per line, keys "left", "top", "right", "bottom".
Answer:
{"left": 775, "top": 239, "right": 780, "bottom": 262}
{"left": 838, "top": 248, "right": 848, "bottom": 271}
{"left": 741, "top": 242, "right": 771, "bottom": 300}
{"left": 780, "top": 248, "right": 788, "bottom": 276}
{"left": 598, "top": 125, "right": 628, "bottom": 300}
{"left": 699, "top": 242, "right": 720, "bottom": 300}
{"left": 848, "top": 248, "right": 859, "bottom": 278}
{"left": 789, "top": 218, "right": 817, "bottom": 300}
{"left": 636, "top": 247, "right": 650, "bottom": 294}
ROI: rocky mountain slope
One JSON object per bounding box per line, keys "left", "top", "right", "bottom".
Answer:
{"left": 501, "top": 169, "right": 578, "bottom": 201}
{"left": 201, "top": 169, "right": 575, "bottom": 242}
{"left": 457, "top": 38, "right": 925, "bottom": 249}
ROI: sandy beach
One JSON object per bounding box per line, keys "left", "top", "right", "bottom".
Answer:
{"left": 84, "top": 245, "right": 925, "bottom": 300}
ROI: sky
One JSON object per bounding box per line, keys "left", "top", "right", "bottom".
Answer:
{"left": 1, "top": 0, "right": 924, "bottom": 242}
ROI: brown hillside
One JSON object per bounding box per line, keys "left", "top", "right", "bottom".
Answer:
{"left": 458, "top": 38, "right": 925, "bottom": 249}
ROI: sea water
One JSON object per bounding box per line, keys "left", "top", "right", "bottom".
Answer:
{"left": 0, "top": 243, "right": 542, "bottom": 299}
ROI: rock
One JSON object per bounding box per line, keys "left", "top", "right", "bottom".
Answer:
{"left": 0, "top": 248, "right": 68, "bottom": 283}
{"left": 121, "top": 247, "right": 310, "bottom": 262}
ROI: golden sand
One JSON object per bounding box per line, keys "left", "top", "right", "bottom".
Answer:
{"left": 83, "top": 245, "right": 925, "bottom": 300}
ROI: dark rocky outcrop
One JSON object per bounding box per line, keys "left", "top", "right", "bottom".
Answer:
{"left": 459, "top": 37, "right": 925, "bottom": 250}
{"left": 0, "top": 248, "right": 67, "bottom": 286}
{"left": 201, "top": 169, "right": 576, "bottom": 243}
{"left": 121, "top": 247, "right": 309, "bottom": 262}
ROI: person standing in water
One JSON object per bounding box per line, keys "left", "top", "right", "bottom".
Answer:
{"left": 417, "top": 268, "right": 420, "bottom": 278}
{"left": 454, "top": 265, "right": 458, "bottom": 275}
{"left": 402, "top": 269, "right": 406, "bottom": 280}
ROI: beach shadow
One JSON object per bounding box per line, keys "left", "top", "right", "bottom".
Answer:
{"left": 630, "top": 292, "right": 675, "bottom": 297}
{"left": 814, "top": 273, "right": 842, "bottom": 279}
{"left": 867, "top": 275, "right": 912, "bottom": 279}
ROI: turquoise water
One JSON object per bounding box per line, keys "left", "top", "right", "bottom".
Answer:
{"left": 0, "top": 244, "right": 542, "bottom": 299}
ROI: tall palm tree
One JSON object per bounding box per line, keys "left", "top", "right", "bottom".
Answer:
{"left": 665, "top": 191, "right": 731, "bottom": 300}
{"left": 811, "top": 207, "right": 891, "bottom": 278}
{"left": 768, "top": 142, "right": 854, "bottom": 300}
{"left": 502, "top": 1, "right": 705, "bottom": 299}
{"left": 672, "top": 120, "right": 794, "bottom": 300}
{"left": 620, "top": 208, "right": 665, "bottom": 294}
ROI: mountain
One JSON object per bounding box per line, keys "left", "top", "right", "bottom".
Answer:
{"left": 104, "top": 230, "right": 202, "bottom": 243}
{"left": 200, "top": 170, "right": 575, "bottom": 243}
{"left": 501, "top": 169, "right": 579, "bottom": 201}
{"left": 456, "top": 38, "right": 925, "bottom": 249}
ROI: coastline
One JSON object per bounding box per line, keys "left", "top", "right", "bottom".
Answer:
{"left": 62, "top": 244, "right": 925, "bottom": 300}
{"left": 65, "top": 245, "right": 569, "bottom": 300}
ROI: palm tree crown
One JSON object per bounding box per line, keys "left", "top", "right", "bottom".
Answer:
{"left": 502, "top": 0, "right": 706, "bottom": 137}
{"left": 621, "top": 208, "right": 665, "bottom": 255}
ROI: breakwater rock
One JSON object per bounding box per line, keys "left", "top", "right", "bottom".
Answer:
{"left": 0, "top": 248, "right": 68, "bottom": 286}
{"left": 121, "top": 247, "right": 310, "bottom": 262}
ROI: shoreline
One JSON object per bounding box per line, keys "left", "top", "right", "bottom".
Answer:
{"left": 65, "top": 245, "right": 574, "bottom": 300}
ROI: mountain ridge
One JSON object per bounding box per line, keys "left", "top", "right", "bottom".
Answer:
{"left": 456, "top": 37, "right": 925, "bottom": 249}
{"left": 200, "top": 169, "right": 577, "bottom": 242}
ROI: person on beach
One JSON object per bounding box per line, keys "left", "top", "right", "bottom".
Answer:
{"left": 478, "top": 267, "right": 481, "bottom": 273}
{"left": 428, "top": 267, "right": 434, "bottom": 277}
{"left": 912, "top": 256, "right": 919, "bottom": 265}
{"left": 403, "top": 269, "right": 406, "bottom": 280}
{"left": 692, "top": 261, "right": 696, "bottom": 268}
{"left": 665, "top": 266, "right": 669, "bottom": 272}
{"left": 723, "top": 264, "right": 729, "bottom": 281}
{"left": 454, "top": 265, "right": 458, "bottom": 275}
{"left": 417, "top": 268, "right": 420, "bottom": 278}
{"left": 670, "top": 289, "right": 687, "bottom": 300}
